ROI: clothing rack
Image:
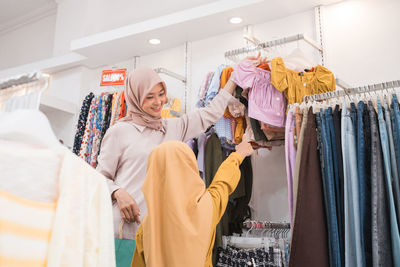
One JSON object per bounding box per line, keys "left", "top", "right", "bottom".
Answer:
{"left": 154, "top": 67, "right": 186, "bottom": 83}
{"left": 0, "top": 72, "right": 48, "bottom": 90}
{"left": 243, "top": 220, "right": 291, "bottom": 230}
{"left": 224, "top": 33, "right": 323, "bottom": 60}
{"left": 0, "top": 72, "right": 50, "bottom": 111}
{"left": 303, "top": 79, "right": 400, "bottom": 102}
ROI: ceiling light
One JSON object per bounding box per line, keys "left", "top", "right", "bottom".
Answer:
{"left": 148, "top": 39, "right": 161, "bottom": 45}
{"left": 229, "top": 17, "right": 243, "bottom": 24}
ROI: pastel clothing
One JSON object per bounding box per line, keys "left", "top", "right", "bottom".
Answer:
{"left": 0, "top": 139, "right": 115, "bottom": 267}
{"left": 232, "top": 59, "right": 287, "bottom": 128}
{"left": 97, "top": 89, "right": 236, "bottom": 239}
{"left": 204, "top": 65, "right": 227, "bottom": 105}
{"left": 271, "top": 57, "right": 336, "bottom": 105}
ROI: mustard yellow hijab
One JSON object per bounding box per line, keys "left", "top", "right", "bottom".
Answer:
{"left": 142, "top": 141, "right": 213, "bottom": 267}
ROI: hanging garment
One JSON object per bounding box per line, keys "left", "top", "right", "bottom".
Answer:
{"left": 197, "top": 132, "right": 208, "bottom": 180}
{"left": 332, "top": 104, "right": 345, "bottom": 250}
{"left": 316, "top": 110, "right": 341, "bottom": 267}
{"left": 391, "top": 94, "right": 400, "bottom": 186}
{"left": 292, "top": 108, "right": 308, "bottom": 224}
{"left": 368, "top": 101, "right": 393, "bottom": 267}
{"left": 215, "top": 116, "right": 233, "bottom": 141}
{"left": 384, "top": 100, "right": 400, "bottom": 228}
{"left": 99, "top": 94, "right": 114, "bottom": 151}
{"left": 205, "top": 65, "right": 227, "bottom": 105}
{"left": 270, "top": 57, "right": 336, "bottom": 105}
{"left": 232, "top": 59, "right": 287, "bottom": 128}
{"left": 357, "top": 101, "right": 372, "bottom": 267}
{"left": 377, "top": 100, "right": 400, "bottom": 266}
{"left": 294, "top": 106, "right": 303, "bottom": 148}
{"left": 289, "top": 108, "right": 329, "bottom": 267}
{"left": 118, "top": 90, "right": 126, "bottom": 120}
{"left": 78, "top": 97, "right": 96, "bottom": 160}
{"left": 131, "top": 141, "right": 244, "bottom": 267}
{"left": 97, "top": 90, "right": 235, "bottom": 240}
{"left": 342, "top": 101, "right": 363, "bottom": 267}
{"left": 326, "top": 107, "right": 345, "bottom": 267}
{"left": 216, "top": 245, "right": 283, "bottom": 267}
{"left": 285, "top": 110, "right": 296, "bottom": 225}
{"left": 197, "top": 72, "right": 214, "bottom": 108}
{"left": 73, "top": 92, "right": 95, "bottom": 155}
{"left": 289, "top": 109, "right": 329, "bottom": 267}
{"left": 111, "top": 91, "right": 122, "bottom": 125}
{"left": 0, "top": 139, "right": 115, "bottom": 266}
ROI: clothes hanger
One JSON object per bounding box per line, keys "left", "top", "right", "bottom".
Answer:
{"left": 0, "top": 110, "right": 61, "bottom": 149}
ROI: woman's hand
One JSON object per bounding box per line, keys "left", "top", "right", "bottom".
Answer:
{"left": 246, "top": 51, "right": 268, "bottom": 66}
{"left": 113, "top": 188, "right": 141, "bottom": 224}
{"left": 235, "top": 136, "right": 255, "bottom": 158}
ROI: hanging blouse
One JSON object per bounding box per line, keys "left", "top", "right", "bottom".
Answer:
{"left": 271, "top": 57, "right": 336, "bottom": 105}
{"left": 232, "top": 59, "right": 287, "bottom": 128}
{"left": 78, "top": 97, "right": 96, "bottom": 160}
{"left": 118, "top": 91, "right": 126, "bottom": 120}
{"left": 73, "top": 92, "right": 94, "bottom": 155}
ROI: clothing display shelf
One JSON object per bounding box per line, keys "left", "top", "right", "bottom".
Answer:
{"left": 243, "top": 220, "right": 291, "bottom": 230}
{"left": 224, "top": 33, "right": 323, "bottom": 62}
{"left": 154, "top": 67, "right": 186, "bottom": 84}
{"left": 0, "top": 72, "right": 47, "bottom": 91}
{"left": 302, "top": 79, "right": 400, "bottom": 102}
{"left": 0, "top": 72, "right": 50, "bottom": 111}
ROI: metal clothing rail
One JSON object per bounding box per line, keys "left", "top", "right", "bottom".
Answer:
{"left": 224, "top": 33, "right": 323, "bottom": 60}
{"left": 154, "top": 67, "right": 186, "bottom": 84}
{"left": 0, "top": 72, "right": 44, "bottom": 90}
{"left": 243, "top": 220, "right": 290, "bottom": 229}
{"left": 303, "top": 79, "right": 400, "bottom": 102}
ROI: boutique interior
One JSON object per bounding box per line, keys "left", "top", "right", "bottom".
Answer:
{"left": 0, "top": 0, "right": 400, "bottom": 266}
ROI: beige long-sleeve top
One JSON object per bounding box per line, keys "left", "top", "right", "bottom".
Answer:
{"left": 96, "top": 89, "right": 235, "bottom": 239}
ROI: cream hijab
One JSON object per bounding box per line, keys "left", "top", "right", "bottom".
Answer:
{"left": 142, "top": 141, "right": 213, "bottom": 267}
{"left": 120, "top": 68, "right": 167, "bottom": 131}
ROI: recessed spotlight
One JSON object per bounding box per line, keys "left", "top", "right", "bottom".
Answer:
{"left": 229, "top": 17, "right": 243, "bottom": 24}
{"left": 149, "top": 39, "right": 161, "bottom": 45}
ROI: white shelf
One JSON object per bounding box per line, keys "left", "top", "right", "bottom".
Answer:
{"left": 70, "top": 0, "right": 343, "bottom": 68}
{"left": 0, "top": 53, "right": 87, "bottom": 79}
{"left": 40, "top": 94, "right": 78, "bottom": 115}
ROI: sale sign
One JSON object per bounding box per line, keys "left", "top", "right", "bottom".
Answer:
{"left": 100, "top": 69, "right": 127, "bottom": 86}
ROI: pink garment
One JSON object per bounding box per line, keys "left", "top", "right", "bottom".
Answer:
{"left": 285, "top": 110, "right": 296, "bottom": 226}
{"left": 232, "top": 60, "right": 287, "bottom": 128}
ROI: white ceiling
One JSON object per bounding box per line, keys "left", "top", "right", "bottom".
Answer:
{"left": 0, "top": 0, "right": 56, "bottom": 34}
{"left": 72, "top": 0, "right": 344, "bottom": 68}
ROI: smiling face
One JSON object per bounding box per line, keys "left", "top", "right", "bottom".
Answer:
{"left": 141, "top": 82, "right": 168, "bottom": 117}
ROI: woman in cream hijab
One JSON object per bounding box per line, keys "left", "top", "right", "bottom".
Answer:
{"left": 97, "top": 55, "right": 265, "bottom": 241}
{"left": 132, "top": 138, "right": 254, "bottom": 267}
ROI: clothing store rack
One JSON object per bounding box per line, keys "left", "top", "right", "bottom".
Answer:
{"left": 302, "top": 79, "right": 400, "bottom": 102}
{"left": 154, "top": 67, "right": 186, "bottom": 83}
{"left": 0, "top": 72, "right": 48, "bottom": 90}
{"left": 243, "top": 220, "right": 291, "bottom": 230}
{"left": 224, "top": 33, "right": 323, "bottom": 60}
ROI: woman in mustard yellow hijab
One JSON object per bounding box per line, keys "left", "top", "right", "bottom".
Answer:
{"left": 132, "top": 138, "right": 254, "bottom": 267}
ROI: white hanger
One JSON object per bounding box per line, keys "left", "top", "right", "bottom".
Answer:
{"left": 0, "top": 110, "right": 62, "bottom": 149}
{"left": 283, "top": 47, "right": 316, "bottom": 71}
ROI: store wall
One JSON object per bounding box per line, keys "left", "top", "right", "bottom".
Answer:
{"left": 0, "top": 14, "right": 56, "bottom": 70}
{"left": 323, "top": 0, "right": 400, "bottom": 86}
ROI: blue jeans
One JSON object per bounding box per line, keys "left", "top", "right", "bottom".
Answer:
{"left": 317, "top": 109, "right": 341, "bottom": 267}
{"left": 384, "top": 101, "right": 400, "bottom": 228}
{"left": 377, "top": 100, "right": 400, "bottom": 266}
{"left": 326, "top": 107, "right": 344, "bottom": 262}
{"left": 342, "top": 100, "right": 362, "bottom": 267}
{"left": 357, "top": 101, "right": 369, "bottom": 267}
{"left": 369, "top": 102, "right": 393, "bottom": 266}
{"left": 392, "top": 94, "right": 400, "bottom": 180}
